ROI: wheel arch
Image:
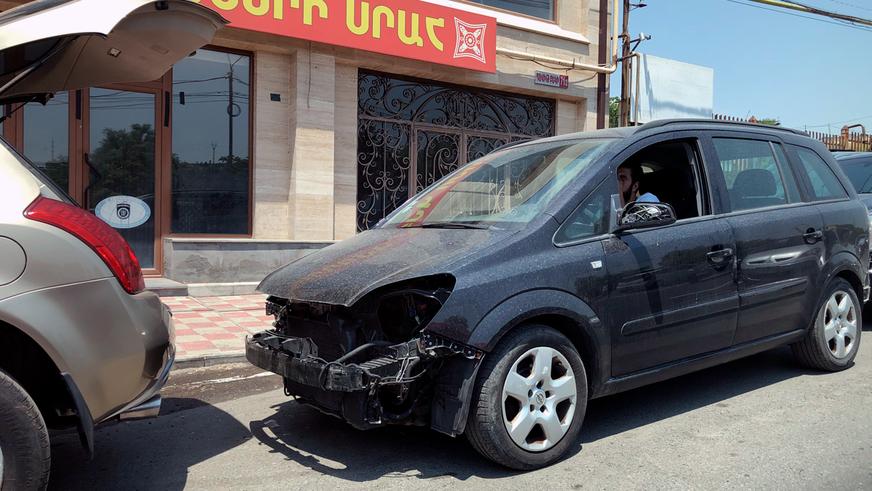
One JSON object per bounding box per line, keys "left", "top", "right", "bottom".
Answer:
{"left": 822, "top": 251, "right": 865, "bottom": 303}
{"left": 0, "top": 320, "right": 77, "bottom": 429}
{"left": 467, "top": 289, "right": 610, "bottom": 397}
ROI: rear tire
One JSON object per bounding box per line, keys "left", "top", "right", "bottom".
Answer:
{"left": 466, "top": 325, "right": 587, "bottom": 470}
{"left": 792, "top": 278, "right": 862, "bottom": 371}
{"left": 0, "top": 369, "right": 50, "bottom": 490}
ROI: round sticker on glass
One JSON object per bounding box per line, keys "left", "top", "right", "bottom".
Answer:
{"left": 95, "top": 196, "right": 150, "bottom": 229}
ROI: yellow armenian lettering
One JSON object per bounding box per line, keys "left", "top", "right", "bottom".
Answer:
{"left": 211, "top": 0, "right": 238, "bottom": 9}
{"left": 397, "top": 11, "right": 423, "bottom": 47}
{"left": 291, "top": 0, "right": 328, "bottom": 25}
{"left": 425, "top": 17, "right": 445, "bottom": 52}
{"left": 273, "top": 0, "right": 283, "bottom": 19}
{"left": 371, "top": 6, "right": 395, "bottom": 39}
{"left": 243, "top": 0, "right": 269, "bottom": 16}
{"left": 346, "top": 0, "right": 370, "bottom": 35}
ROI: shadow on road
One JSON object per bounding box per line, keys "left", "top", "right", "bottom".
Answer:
{"left": 48, "top": 398, "right": 251, "bottom": 490}
{"left": 249, "top": 345, "right": 836, "bottom": 482}
{"left": 582, "top": 346, "right": 813, "bottom": 442}
{"left": 249, "top": 403, "right": 519, "bottom": 482}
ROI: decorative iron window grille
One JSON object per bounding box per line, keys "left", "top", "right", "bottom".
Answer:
{"left": 356, "top": 71, "right": 555, "bottom": 231}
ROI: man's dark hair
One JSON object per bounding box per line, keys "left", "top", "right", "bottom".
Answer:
{"left": 621, "top": 163, "right": 644, "bottom": 184}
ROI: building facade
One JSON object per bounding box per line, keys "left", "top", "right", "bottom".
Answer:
{"left": 2, "top": 0, "right": 612, "bottom": 290}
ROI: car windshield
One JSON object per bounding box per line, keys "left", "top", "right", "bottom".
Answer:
{"left": 382, "top": 138, "right": 613, "bottom": 229}
{"left": 838, "top": 157, "right": 872, "bottom": 194}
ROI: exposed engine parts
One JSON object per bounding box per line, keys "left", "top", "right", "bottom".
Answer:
{"left": 247, "top": 276, "right": 482, "bottom": 429}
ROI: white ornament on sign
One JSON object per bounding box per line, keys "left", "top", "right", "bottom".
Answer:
{"left": 95, "top": 195, "right": 151, "bottom": 229}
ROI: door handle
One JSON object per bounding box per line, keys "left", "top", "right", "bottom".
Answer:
{"left": 803, "top": 229, "right": 823, "bottom": 244}
{"left": 706, "top": 248, "right": 734, "bottom": 266}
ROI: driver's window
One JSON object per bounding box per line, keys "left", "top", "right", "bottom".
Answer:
{"left": 616, "top": 139, "right": 705, "bottom": 220}
{"left": 555, "top": 179, "right": 613, "bottom": 244}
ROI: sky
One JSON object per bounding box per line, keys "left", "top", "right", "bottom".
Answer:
{"left": 610, "top": 0, "right": 872, "bottom": 133}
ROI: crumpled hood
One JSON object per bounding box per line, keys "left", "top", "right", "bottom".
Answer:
{"left": 258, "top": 227, "right": 512, "bottom": 306}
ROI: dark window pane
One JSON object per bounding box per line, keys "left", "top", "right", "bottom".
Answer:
{"left": 713, "top": 138, "right": 796, "bottom": 212}
{"left": 416, "top": 130, "right": 460, "bottom": 191}
{"left": 838, "top": 158, "right": 872, "bottom": 194}
{"left": 793, "top": 147, "right": 848, "bottom": 201}
{"left": 358, "top": 72, "right": 554, "bottom": 137}
{"left": 470, "top": 0, "right": 553, "bottom": 19}
{"left": 357, "top": 71, "right": 555, "bottom": 231}
{"left": 89, "top": 89, "right": 156, "bottom": 269}
{"left": 172, "top": 49, "right": 250, "bottom": 234}
{"left": 23, "top": 91, "right": 69, "bottom": 192}
{"left": 356, "top": 120, "right": 411, "bottom": 232}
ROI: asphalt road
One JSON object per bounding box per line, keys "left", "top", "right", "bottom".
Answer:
{"left": 48, "top": 324, "right": 872, "bottom": 490}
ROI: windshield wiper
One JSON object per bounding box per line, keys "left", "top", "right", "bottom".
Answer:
{"left": 415, "top": 222, "right": 490, "bottom": 229}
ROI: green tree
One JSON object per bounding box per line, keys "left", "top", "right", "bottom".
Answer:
{"left": 89, "top": 123, "right": 155, "bottom": 204}
{"left": 609, "top": 97, "right": 620, "bottom": 128}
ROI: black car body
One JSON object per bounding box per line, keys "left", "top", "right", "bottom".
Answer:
{"left": 248, "top": 120, "right": 869, "bottom": 469}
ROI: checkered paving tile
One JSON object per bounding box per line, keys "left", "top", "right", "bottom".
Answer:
{"left": 163, "top": 295, "right": 274, "bottom": 361}
{"left": 195, "top": 294, "right": 268, "bottom": 312}
{"left": 160, "top": 296, "right": 208, "bottom": 313}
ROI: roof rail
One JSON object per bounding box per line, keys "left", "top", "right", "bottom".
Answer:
{"left": 635, "top": 119, "right": 808, "bottom": 136}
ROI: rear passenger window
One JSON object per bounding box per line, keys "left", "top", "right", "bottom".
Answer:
{"left": 792, "top": 147, "right": 848, "bottom": 201}
{"left": 712, "top": 138, "right": 799, "bottom": 212}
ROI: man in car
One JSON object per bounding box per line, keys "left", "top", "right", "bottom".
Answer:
{"left": 618, "top": 162, "right": 660, "bottom": 206}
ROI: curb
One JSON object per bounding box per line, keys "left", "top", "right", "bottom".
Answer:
{"left": 174, "top": 353, "right": 248, "bottom": 370}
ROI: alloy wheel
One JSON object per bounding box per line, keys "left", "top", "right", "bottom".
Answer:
{"left": 501, "top": 346, "right": 577, "bottom": 452}
{"left": 822, "top": 290, "right": 858, "bottom": 359}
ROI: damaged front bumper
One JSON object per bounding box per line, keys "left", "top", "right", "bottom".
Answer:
{"left": 246, "top": 330, "right": 482, "bottom": 431}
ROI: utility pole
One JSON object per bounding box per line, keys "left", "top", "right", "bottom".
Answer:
{"left": 619, "top": 0, "right": 631, "bottom": 127}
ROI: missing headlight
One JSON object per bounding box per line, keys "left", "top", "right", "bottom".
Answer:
{"left": 375, "top": 275, "right": 454, "bottom": 343}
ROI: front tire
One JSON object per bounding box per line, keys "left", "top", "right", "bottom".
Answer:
{"left": 466, "top": 325, "right": 587, "bottom": 470}
{"left": 792, "top": 278, "right": 862, "bottom": 371}
{"left": 0, "top": 369, "right": 50, "bottom": 490}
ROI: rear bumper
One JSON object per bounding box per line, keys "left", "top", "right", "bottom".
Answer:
{"left": 117, "top": 343, "right": 175, "bottom": 421}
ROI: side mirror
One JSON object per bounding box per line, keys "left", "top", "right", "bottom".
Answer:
{"left": 615, "top": 201, "right": 677, "bottom": 233}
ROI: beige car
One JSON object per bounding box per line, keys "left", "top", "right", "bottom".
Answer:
{"left": 0, "top": 1, "right": 224, "bottom": 489}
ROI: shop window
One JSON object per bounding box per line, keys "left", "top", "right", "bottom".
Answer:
{"left": 357, "top": 71, "right": 555, "bottom": 231}
{"left": 23, "top": 92, "right": 69, "bottom": 191}
{"left": 171, "top": 48, "right": 251, "bottom": 234}
{"left": 468, "top": 0, "right": 554, "bottom": 20}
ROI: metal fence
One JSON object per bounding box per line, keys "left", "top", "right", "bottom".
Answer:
{"left": 713, "top": 114, "right": 871, "bottom": 152}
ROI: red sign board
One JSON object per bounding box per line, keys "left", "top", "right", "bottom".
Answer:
{"left": 193, "top": 0, "right": 497, "bottom": 73}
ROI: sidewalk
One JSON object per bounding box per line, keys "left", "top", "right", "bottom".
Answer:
{"left": 161, "top": 294, "right": 274, "bottom": 367}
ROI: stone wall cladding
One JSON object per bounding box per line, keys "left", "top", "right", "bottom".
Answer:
{"left": 163, "top": 239, "right": 334, "bottom": 284}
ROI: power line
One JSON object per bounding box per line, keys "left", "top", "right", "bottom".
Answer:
{"left": 724, "top": 0, "right": 872, "bottom": 32}
{"left": 803, "top": 114, "right": 872, "bottom": 128}
{"left": 744, "top": 0, "right": 872, "bottom": 27}
{"left": 822, "top": 0, "right": 872, "bottom": 13}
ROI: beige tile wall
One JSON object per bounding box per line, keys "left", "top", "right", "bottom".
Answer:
{"left": 247, "top": 32, "right": 604, "bottom": 240}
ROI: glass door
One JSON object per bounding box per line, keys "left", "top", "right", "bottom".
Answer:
{"left": 86, "top": 87, "right": 160, "bottom": 271}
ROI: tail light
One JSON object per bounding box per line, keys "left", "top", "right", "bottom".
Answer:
{"left": 24, "top": 196, "right": 145, "bottom": 294}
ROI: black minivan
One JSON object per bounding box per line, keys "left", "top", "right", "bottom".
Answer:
{"left": 247, "top": 119, "right": 869, "bottom": 470}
